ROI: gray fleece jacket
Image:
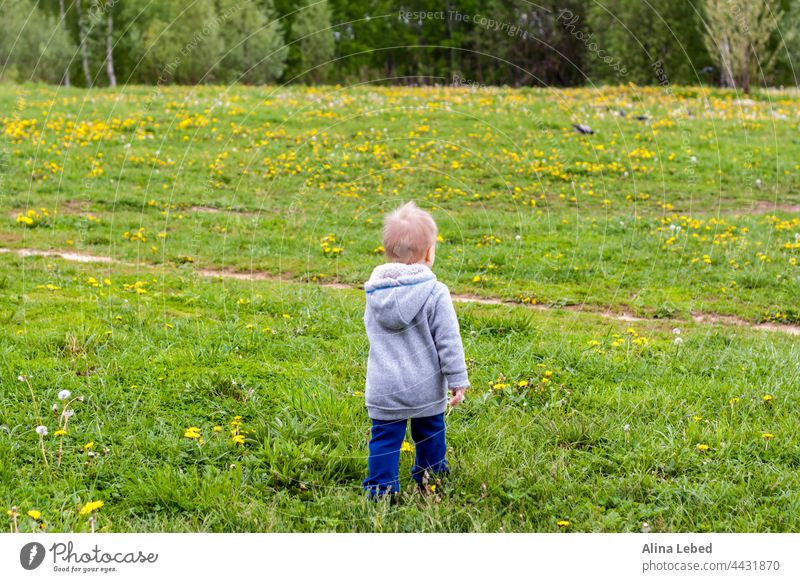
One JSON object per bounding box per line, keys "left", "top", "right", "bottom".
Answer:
{"left": 364, "top": 262, "right": 470, "bottom": 421}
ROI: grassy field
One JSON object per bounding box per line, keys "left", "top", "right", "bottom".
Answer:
{"left": 1, "top": 83, "right": 799, "bottom": 532}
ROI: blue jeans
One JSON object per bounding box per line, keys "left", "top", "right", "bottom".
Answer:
{"left": 362, "top": 413, "right": 449, "bottom": 496}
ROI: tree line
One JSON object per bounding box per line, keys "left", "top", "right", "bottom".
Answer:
{"left": 1, "top": 0, "right": 797, "bottom": 91}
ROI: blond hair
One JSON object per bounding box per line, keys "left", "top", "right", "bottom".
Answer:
{"left": 383, "top": 201, "right": 437, "bottom": 264}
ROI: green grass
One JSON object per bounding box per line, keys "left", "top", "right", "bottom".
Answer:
{"left": 2, "top": 83, "right": 799, "bottom": 322}
{"left": 1, "top": 253, "right": 799, "bottom": 532}
{"left": 1, "top": 83, "right": 799, "bottom": 532}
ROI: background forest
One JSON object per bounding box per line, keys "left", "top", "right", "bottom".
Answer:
{"left": 2, "top": 0, "right": 798, "bottom": 90}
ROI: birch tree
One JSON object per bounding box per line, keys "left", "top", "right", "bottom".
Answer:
{"left": 702, "top": 0, "right": 781, "bottom": 93}
{"left": 74, "top": 0, "right": 92, "bottom": 86}
{"left": 105, "top": 0, "right": 116, "bottom": 86}
{"left": 58, "top": 0, "right": 71, "bottom": 86}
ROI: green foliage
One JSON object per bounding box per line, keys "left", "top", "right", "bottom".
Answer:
{"left": 586, "top": 0, "right": 711, "bottom": 85}
{"left": 139, "top": 0, "right": 224, "bottom": 84}
{"left": 216, "top": 0, "right": 288, "bottom": 84}
{"left": 288, "top": 0, "right": 335, "bottom": 83}
{"left": 702, "top": 0, "right": 783, "bottom": 92}
{"left": 0, "top": 0, "right": 75, "bottom": 84}
{"left": 2, "top": 0, "right": 795, "bottom": 88}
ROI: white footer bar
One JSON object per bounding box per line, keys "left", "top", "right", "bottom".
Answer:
{"left": 3, "top": 533, "right": 798, "bottom": 581}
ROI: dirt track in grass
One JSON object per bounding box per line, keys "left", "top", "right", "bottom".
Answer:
{"left": 3, "top": 245, "right": 799, "bottom": 336}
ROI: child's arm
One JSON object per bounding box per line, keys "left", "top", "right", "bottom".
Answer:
{"left": 429, "top": 286, "right": 470, "bottom": 402}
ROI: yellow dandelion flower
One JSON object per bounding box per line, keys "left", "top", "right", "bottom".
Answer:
{"left": 557, "top": 519, "right": 571, "bottom": 527}
{"left": 27, "top": 510, "right": 42, "bottom": 520}
{"left": 79, "top": 501, "right": 104, "bottom": 515}
{"left": 400, "top": 441, "right": 415, "bottom": 453}
{"left": 762, "top": 433, "right": 774, "bottom": 440}
{"left": 54, "top": 429, "right": 67, "bottom": 436}
{"left": 762, "top": 395, "right": 773, "bottom": 403}
{"left": 184, "top": 427, "right": 201, "bottom": 439}
{"left": 232, "top": 434, "right": 245, "bottom": 445}
{"left": 696, "top": 444, "right": 710, "bottom": 453}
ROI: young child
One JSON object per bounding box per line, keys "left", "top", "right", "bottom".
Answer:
{"left": 362, "top": 201, "right": 469, "bottom": 497}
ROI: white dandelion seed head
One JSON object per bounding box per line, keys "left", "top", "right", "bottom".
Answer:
{"left": 18, "top": 375, "right": 27, "bottom": 382}
{"left": 674, "top": 337, "right": 684, "bottom": 346}
{"left": 515, "top": 234, "right": 522, "bottom": 241}
{"left": 58, "top": 390, "right": 71, "bottom": 401}
{"left": 672, "top": 328, "right": 681, "bottom": 335}
{"left": 35, "top": 425, "right": 48, "bottom": 436}
{"left": 61, "top": 409, "right": 75, "bottom": 419}
{"left": 52, "top": 403, "right": 59, "bottom": 413}
{"left": 623, "top": 424, "right": 631, "bottom": 432}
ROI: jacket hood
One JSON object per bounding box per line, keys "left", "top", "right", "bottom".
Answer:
{"left": 364, "top": 263, "right": 437, "bottom": 330}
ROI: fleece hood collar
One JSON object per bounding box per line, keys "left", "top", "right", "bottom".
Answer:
{"left": 364, "top": 263, "right": 437, "bottom": 330}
